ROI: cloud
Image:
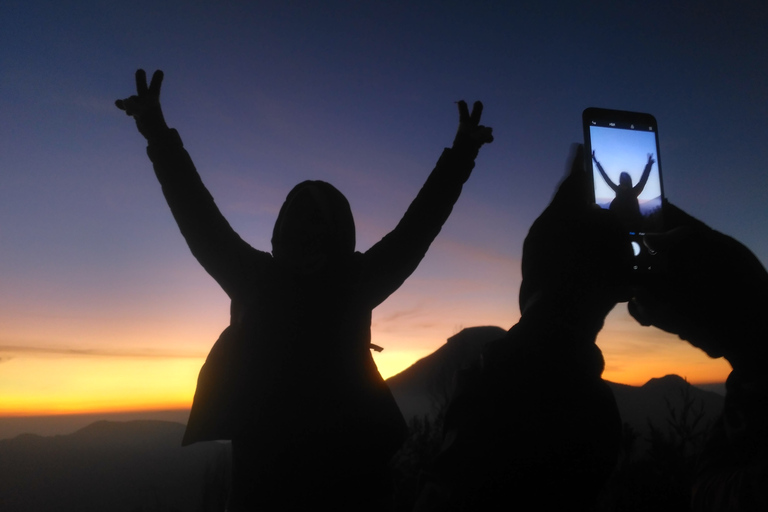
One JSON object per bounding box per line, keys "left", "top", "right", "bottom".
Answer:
{"left": 0, "top": 345, "right": 204, "bottom": 359}
{"left": 376, "top": 305, "right": 426, "bottom": 324}
{"left": 73, "top": 93, "right": 122, "bottom": 115}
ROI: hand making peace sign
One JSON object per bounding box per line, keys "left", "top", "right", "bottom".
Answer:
{"left": 453, "top": 100, "right": 494, "bottom": 155}
{"left": 115, "top": 69, "right": 169, "bottom": 142}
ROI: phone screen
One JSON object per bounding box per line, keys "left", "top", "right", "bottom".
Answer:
{"left": 583, "top": 108, "right": 665, "bottom": 272}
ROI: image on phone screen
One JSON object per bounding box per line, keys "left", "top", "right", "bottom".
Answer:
{"left": 587, "top": 120, "right": 663, "bottom": 234}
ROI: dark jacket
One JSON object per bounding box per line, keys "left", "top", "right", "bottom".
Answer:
{"left": 420, "top": 316, "right": 622, "bottom": 511}
{"left": 691, "top": 369, "right": 768, "bottom": 511}
{"left": 145, "top": 128, "right": 477, "bottom": 467}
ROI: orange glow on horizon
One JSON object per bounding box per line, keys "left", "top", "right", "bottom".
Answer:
{"left": 0, "top": 355, "right": 200, "bottom": 417}
{"left": 0, "top": 404, "right": 193, "bottom": 418}
{"left": 601, "top": 357, "right": 731, "bottom": 387}
{"left": 1, "top": 308, "right": 735, "bottom": 417}
{"left": 596, "top": 307, "right": 733, "bottom": 387}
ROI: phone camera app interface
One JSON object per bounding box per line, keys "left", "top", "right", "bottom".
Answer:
{"left": 589, "top": 122, "right": 663, "bottom": 234}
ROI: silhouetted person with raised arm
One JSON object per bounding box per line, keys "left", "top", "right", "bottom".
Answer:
{"left": 592, "top": 149, "right": 655, "bottom": 230}
{"left": 629, "top": 204, "right": 768, "bottom": 511}
{"left": 116, "top": 69, "right": 492, "bottom": 511}
{"left": 414, "top": 145, "right": 630, "bottom": 511}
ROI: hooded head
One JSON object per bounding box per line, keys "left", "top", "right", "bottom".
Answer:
{"left": 618, "top": 172, "right": 633, "bottom": 189}
{"left": 271, "top": 181, "right": 355, "bottom": 274}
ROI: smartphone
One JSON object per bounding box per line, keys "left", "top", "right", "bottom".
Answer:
{"left": 582, "top": 107, "right": 665, "bottom": 273}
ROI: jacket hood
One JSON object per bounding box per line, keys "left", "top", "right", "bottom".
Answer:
{"left": 271, "top": 181, "right": 356, "bottom": 273}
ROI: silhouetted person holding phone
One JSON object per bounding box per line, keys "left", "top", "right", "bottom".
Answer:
{"left": 629, "top": 204, "right": 768, "bottom": 511}
{"left": 414, "top": 145, "right": 630, "bottom": 511}
{"left": 592, "top": 150, "right": 655, "bottom": 230}
{"left": 116, "top": 69, "right": 492, "bottom": 511}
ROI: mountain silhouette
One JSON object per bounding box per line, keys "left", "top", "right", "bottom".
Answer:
{"left": 0, "top": 420, "right": 230, "bottom": 512}
{"left": 385, "top": 327, "right": 725, "bottom": 440}
{"left": 1, "top": 328, "right": 727, "bottom": 511}
{"left": 386, "top": 326, "right": 506, "bottom": 419}
{"left": 607, "top": 374, "right": 724, "bottom": 450}
{"left": 0, "top": 409, "right": 191, "bottom": 440}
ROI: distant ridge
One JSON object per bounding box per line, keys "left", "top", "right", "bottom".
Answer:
{"left": 71, "top": 419, "right": 185, "bottom": 438}
{"left": 387, "top": 326, "right": 506, "bottom": 419}
{"left": 386, "top": 327, "right": 726, "bottom": 439}
{"left": 0, "top": 328, "right": 730, "bottom": 511}
{"left": 642, "top": 374, "right": 691, "bottom": 389}
{"left": 608, "top": 374, "right": 724, "bottom": 443}
{"left": 0, "top": 409, "right": 190, "bottom": 440}
{"left": 0, "top": 420, "right": 230, "bottom": 512}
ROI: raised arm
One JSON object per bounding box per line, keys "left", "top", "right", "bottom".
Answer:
{"left": 116, "top": 70, "right": 266, "bottom": 298}
{"left": 360, "top": 101, "right": 493, "bottom": 307}
{"left": 592, "top": 150, "right": 618, "bottom": 192}
{"left": 632, "top": 153, "right": 655, "bottom": 196}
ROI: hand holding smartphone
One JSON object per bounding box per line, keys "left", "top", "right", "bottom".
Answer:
{"left": 582, "top": 107, "right": 665, "bottom": 274}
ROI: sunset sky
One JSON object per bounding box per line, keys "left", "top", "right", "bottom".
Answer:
{"left": 1, "top": 1, "right": 766, "bottom": 419}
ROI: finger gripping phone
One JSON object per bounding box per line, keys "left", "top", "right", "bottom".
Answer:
{"left": 582, "top": 107, "right": 665, "bottom": 273}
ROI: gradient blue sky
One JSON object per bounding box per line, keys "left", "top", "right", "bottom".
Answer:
{"left": 1, "top": 1, "right": 766, "bottom": 417}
